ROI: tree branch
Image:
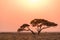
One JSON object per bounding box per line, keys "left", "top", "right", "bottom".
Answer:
{"left": 41, "top": 27, "right": 50, "bottom": 30}
{"left": 27, "top": 27, "right": 35, "bottom": 35}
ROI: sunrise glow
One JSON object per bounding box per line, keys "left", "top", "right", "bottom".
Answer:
{"left": 0, "top": 0, "right": 60, "bottom": 32}
{"left": 28, "top": 0, "right": 39, "bottom": 3}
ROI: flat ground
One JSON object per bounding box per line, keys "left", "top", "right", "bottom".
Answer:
{"left": 0, "top": 32, "right": 60, "bottom": 40}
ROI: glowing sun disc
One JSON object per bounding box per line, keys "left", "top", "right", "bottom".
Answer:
{"left": 28, "top": 0, "right": 38, "bottom": 3}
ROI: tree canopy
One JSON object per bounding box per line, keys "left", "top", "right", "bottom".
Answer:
{"left": 30, "top": 19, "right": 57, "bottom": 35}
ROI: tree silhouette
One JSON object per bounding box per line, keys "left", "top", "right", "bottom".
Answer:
{"left": 17, "top": 19, "right": 58, "bottom": 35}
{"left": 17, "top": 24, "right": 30, "bottom": 32}
{"left": 30, "top": 19, "right": 57, "bottom": 35}
{"left": 17, "top": 24, "right": 35, "bottom": 35}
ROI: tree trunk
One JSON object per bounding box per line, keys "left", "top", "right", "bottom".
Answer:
{"left": 29, "top": 29, "right": 35, "bottom": 35}
{"left": 38, "top": 29, "right": 42, "bottom": 35}
{"left": 27, "top": 27, "right": 35, "bottom": 35}
{"left": 37, "top": 24, "right": 42, "bottom": 35}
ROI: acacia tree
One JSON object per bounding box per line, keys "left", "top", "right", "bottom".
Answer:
{"left": 17, "top": 24, "right": 35, "bottom": 35}
{"left": 17, "top": 24, "right": 29, "bottom": 32}
{"left": 17, "top": 19, "right": 57, "bottom": 35}
{"left": 30, "top": 19, "right": 58, "bottom": 35}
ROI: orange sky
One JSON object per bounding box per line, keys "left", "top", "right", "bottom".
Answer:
{"left": 0, "top": 0, "right": 60, "bottom": 32}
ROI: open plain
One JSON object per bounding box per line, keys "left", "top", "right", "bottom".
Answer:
{"left": 0, "top": 32, "right": 60, "bottom": 40}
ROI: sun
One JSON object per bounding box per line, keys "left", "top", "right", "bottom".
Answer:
{"left": 16, "top": 0, "right": 50, "bottom": 9}
{"left": 30, "top": 0, "right": 38, "bottom": 2}
{"left": 28, "top": 0, "right": 39, "bottom": 3}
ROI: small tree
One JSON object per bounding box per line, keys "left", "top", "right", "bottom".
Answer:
{"left": 30, "top": 19, "right": 57, "bottom": 35}
{"left": 17, "top": 24, "right": 30, "bottom": 32}
{"left": 17, "top": 24, "right": 35, "bottom": 35}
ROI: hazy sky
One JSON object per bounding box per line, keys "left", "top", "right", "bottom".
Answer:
{"left": 0, "top": 0, "right": 60, "bottom": 32}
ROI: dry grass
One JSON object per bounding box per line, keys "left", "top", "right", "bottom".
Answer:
{"left": 0, "top": 32, "right": 60, "bottom": 40}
